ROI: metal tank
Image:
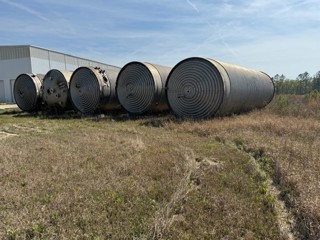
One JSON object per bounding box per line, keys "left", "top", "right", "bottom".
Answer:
{"left": 41, "top": 69, "right": 72, "bottom": 110}
{"left": 69, "top": 66, "right": 121, "bottom": 114}
{"left": 116, "top": 62, "right": 172, "bottom": 114}
{"left": 166, "top": 57, "right": 275, "bottom": 119}
{"left": 14, "top": 73, "right": 44, "bottom": 112}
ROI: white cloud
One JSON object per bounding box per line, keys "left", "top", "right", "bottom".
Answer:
{"left": 0, "top": 0, "right": 319, "bottom": 78}
{"left": 0, "top": 0, "right": 51, "bottom": 23}
{"left": 185, "top": 0, "right": 200, "bottom": 13}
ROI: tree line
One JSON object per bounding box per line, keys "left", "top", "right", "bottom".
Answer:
{"left": 273, "top": 71, "right": 320, "bottom": 95}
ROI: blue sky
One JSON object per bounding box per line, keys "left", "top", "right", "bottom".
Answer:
{"left": 0, "top": 0, "right": 319, "bottom": 79}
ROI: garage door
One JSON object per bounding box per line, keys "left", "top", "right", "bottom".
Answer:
{"left": 0, "top": 80, "right": 5, "bottom": 102}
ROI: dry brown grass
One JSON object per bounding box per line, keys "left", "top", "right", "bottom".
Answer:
{"left": 1, "top": 94, "right": 319, "bottom": 239}
{"left": 0, "top": 109, "right": 284, "bottom": 239}
{"left": 162, "top": 94, "right": 320, "bottom": 239}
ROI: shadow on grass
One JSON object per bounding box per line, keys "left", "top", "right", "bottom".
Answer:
{"left": 3, "top": 108, "right": 222, "bottom": 127}
{"left": 3, "top": 107, "right": 237, "bottom": 126}
{"left": 0, "top": 109, "right": 22, "bottom": 115}
{"left": 9, "top": 110, "right": 82, "bottom": 120}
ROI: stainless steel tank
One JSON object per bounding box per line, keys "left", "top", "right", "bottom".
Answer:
{"left": 116, "top": 62, "right": 171, "bottom": 114}
{"left": 69, "top": 66, "right": 120, "bottom": 114}
{"left": 166, "top": 57, "right": 275, "bottom": 119}
{"left": 14, "top": 73, "right": 43, "bottom": 112}
{"left": 42, "top": 69, "right": 72, "bottom": 110}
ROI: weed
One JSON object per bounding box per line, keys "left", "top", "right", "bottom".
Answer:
{"left": 6, "top": 229, "right": 18, "bottom": 240}
{"left": 276, "top": 95, "right": 289, "bottom": 109}
{"left": 234, "top": 138, "right": 245, "bottom": 150}
{"left": 25, "top": 223, "right": 46, "bottom": 239}
{"left": 0, "top": 95, "right": 319, "bottom": 239}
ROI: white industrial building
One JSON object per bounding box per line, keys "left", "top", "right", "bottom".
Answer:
{"left": 0, "top": 45, "right": 119, "bottom": 103}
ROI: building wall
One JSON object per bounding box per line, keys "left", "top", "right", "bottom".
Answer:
{"left": 65, "top": 56, "right": 78, "bottom": 71}
{"left": 0, "top": 80, "right": 5, "bottom": 102}
{"left": 0, "top": 57, "right": 32, "bottom": 103}
{"left": 10, "top": 79, "right": 15, "bottom": 102}
{"left": 0, "top": 45, "right": 120, "bottom": 103}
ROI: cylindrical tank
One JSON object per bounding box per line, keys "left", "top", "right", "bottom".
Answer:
{"left": 14, "top": 73, "right": 43, "bottom": 112}
{"left": 69, "top": 66, "right": 121, "bottom": 114}
{"left": 116, "top": 62, "right": 171, "bottom": 114}
{"left": 166, "top": 57, "right": 275, "bottom": 119}
{"left": 41, "top": 69, "right": 72, "bottom": 109}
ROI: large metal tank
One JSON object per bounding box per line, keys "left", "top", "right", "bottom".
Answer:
{"left": 69, "top": 66, "right": 121, "bottom": 114}
{"left": 116, "top": 62, "right": 171, "bottom": 114}
{"left": 166, "top": 57, "right": 275, "bottom": 119}
{"left": 14, "top": 73, "right": 44, "bottom": 112}
{"left": 41, "top": 69, "right": 72, "bottom": 110}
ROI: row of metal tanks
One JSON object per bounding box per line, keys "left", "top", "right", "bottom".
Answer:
{"left": 13, "top": 57, "right": 275, "bottom": 119}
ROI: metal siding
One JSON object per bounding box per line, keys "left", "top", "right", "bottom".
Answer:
{"left": 105, "top": 65, "right": 121, "bottom": 72}
{"left": 0, "top": 46, "right": 30, "bottom": 60}
{"left": 49, "top": 52, "right": 64, "bottom": 62}
{"left": 66, "top": 55, "right": 77, "bottom": 65}
{"left": 66, "top": 56, "right": 78, "bottom": 71}
{"left": 66, "top": 64, "right": 78, "bottom": 71}
{"left": 49, "top": 61, "right": 66, "bottom": 70}
{"left": 30, "top": 57, "right": 50, "bottom": 75}
{"left": 30, "top": 47, "right": 49, "bottom": 60}
{"left": 0, "top": 58, "right": 32, "bottom": 103}
{"left": 77, "top": 59, "right": 90, "bottom": 66}
{"left": 0, "top": 80, "right": 5, "bottom": 102}
{"left": 0, "top": 58, "right": 32, "bottom": 80}
{"left": 89, "top": 61, "right": 96, "bottom": 67}
{"left": 49, "top": 52, "right": 66, "bottom": 70}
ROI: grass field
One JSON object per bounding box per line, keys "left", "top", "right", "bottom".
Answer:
{"left": 0, "top": 94, "right": 319, "bottom": 239}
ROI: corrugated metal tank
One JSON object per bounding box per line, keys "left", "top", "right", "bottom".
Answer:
{"left": 69, "top": 66, "right": 120, "bottom": 114}
{"left": 14, "top": 73, "right": 44, "bottom": 112}
{"left": 41, "top": 69, "right": 72, "bottom": 110}
{"left": 116, "top": 62, "right": 171, "bottom": 114}
{"left": 166, "top": 57, "right": 275, "bottom": 119}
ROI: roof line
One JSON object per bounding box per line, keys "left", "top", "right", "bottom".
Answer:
{"left": 0, "top": 44, "right": 120, "bottom": 68}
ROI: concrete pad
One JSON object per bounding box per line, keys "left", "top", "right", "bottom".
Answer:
{"left": 0, "top": 104, "right": 18, "bottom": 110}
